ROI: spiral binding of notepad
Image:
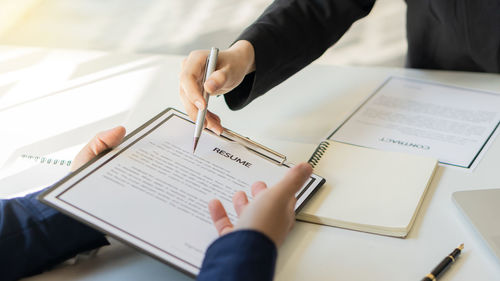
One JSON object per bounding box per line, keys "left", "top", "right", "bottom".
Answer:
{"left": 20, "top": 154, "right": 72, "bottom": 167}
{"left": 308, "top": 141, "right": 330, "bottom": 168}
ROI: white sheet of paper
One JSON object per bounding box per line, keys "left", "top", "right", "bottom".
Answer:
{"left": 330, "top": 77, "right": 500, "bottom": 169}
{"left": 41, "top": 110, "right": 322, "bottom": 275}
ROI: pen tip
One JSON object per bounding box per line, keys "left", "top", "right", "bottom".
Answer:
{"left": 193, "top": 137, "right": 199, "bottom": 154}
{"left": 458, "top": 243, "right": 464, "bottom": 250}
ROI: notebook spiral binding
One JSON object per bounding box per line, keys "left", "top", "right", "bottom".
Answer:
{"left": 308, "top": 141, "right": 330, "bottom": 168}
{"left": 20, "top": 154, "right": 72, "bottom": 167}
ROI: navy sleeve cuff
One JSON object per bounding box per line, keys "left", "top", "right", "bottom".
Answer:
{"left": 0, "top": 189, "right": 108, "bottom": 281}
{"left": 197, "top": 230, "right": 277, "bottom": 281}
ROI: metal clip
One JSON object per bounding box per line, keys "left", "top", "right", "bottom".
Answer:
{"left": 220, "top": 128, "right": 286, "bottom": 166}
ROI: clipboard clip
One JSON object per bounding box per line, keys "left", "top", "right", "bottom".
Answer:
{"left": 220, "top": 128, "right": 287, "bottom": 166}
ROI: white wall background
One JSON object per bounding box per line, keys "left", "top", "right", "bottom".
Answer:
{"left": 0, "top": 0, "right": 407, "bottom": 66}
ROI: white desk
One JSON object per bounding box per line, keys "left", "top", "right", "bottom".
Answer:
{"left": 2, "top": 46, "right": 500, "bottom": 280}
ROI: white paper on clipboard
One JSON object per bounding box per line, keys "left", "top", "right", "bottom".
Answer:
{"left": 40, "top": 108, "right": 324, "bottom": 276}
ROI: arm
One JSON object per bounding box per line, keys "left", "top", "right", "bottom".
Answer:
{"left": 0, "top": 126, "right": 126, "bottom": 280}
{"left": 0, "top": 190, "right": 108, "bottom": 281}
{"left": 179, "top": 0, "right": 375, "bottom": 131}
{"left": 198, "top": 163, "right": 313, "bottom": 281}
{"left": 224, "top": 0, "right": 376, "bottom": 110}
{"left": 197, "top": 230, "right": 276, "bottom": 281}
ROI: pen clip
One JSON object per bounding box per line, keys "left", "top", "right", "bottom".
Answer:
{"left": 201, "top": 47, "right": 219, "bottom": 100}
{"left": 201, "top": 57, "right": 210, "bottom": 101}
{"left": 220, "top": 128, "right": 287, "bottom": 166}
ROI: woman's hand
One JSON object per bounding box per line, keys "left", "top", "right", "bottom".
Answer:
{"left": 179, "top": 40, "right": 255, "bottom": 135}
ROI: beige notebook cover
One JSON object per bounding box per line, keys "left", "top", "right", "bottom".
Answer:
{"left": 297, "top": 141, "right": 438, "bottom": 237}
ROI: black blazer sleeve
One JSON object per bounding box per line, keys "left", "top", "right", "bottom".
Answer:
{"left": 224, "top": 0, "right": 376, "bottom": 110}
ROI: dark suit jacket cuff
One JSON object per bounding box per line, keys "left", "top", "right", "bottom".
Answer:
{"left": 223, "top": 72, "right": 255, "bottom": 110}
{"left": 198, "top": 230, "right": 277, "bottom": 281}
{"left": 224, "top": 22, "right": 286, "bottom": 110}
{"left": 0, "top": 189, "right": 108, "bottom": 280}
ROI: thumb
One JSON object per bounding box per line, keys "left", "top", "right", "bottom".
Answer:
{"left": 90, "top": 126, "right": 126, "bottom": 155}
{"left": 204, "top": 68, "right": 228, "bottom": 95}
{"left": 71, "top": 126, "right": 126, "bottom": 171}
{"left": 273, "top": 163, "right": 313, "bottom": 197}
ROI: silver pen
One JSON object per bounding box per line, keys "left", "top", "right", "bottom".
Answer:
{"left": 193, "top": 47, "right": 219, "bottom": 153}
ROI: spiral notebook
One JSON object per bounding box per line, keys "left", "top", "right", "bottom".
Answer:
{"left": 0, "top": 151, "right": 75, "bottom": 198}
{"left": 18, "top": 154, "right": 72, "bottom": 167}
{"left": 297, "top": 140, "right": 438, "bottom": 237}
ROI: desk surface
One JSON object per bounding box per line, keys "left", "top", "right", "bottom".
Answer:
{"left": 1, "top": 46, "right": 500, "bottom": 281}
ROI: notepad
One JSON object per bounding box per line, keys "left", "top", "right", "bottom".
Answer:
{"left": 297, "top": 140, "right": 437, "bottom": 237}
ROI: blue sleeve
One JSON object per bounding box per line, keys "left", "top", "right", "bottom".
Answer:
{"left": 0, "top": 190, "right": 108, "bottom": 281}
{"left": 197, "top": 230, "right": 277, "bottom": 281}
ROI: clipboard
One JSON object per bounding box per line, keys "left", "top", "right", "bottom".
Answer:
{"left": 38, "top": 107, "right": 325, "bottom": 277}
{"left": 145, "top": 108, "right": 287, "bottom": 165}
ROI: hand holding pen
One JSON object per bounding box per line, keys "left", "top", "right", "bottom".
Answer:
{"left": 179, "top": 41, "right": 256, "bottom": 137}
{"left": 192, "top": 47, "right": 219, "bottom": 152}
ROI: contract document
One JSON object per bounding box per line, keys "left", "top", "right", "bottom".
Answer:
{"left": 40, "top": 109, "right": 324, "bottom": 276}
{"left": 330, "top": 77, "right": 500, "bottom": 169}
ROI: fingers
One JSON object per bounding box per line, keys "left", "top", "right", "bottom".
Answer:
{"left": 89, "top": 126, "right": 126, "bottom": 156}
{"left": 204, "top": 68, "right": 228, "bottom": 95}
{"left": 180, "top": 43, "right": 255, "bottom": 129}
{"left": 71, "top": 126, "right": 126, "bottom": 171}
{"left": 288, "top": 217, "right": 296, "bottom": 232}
{"left": 283, "top": 194, "right": 298, "bottom": 233}
{"left": 179, "top": 50, "right": 208, "bottom": 111}
{"left": 273, "top": 163, "right": 313, "bottom": 197}
{"left": 182, "top": 74, "right": 205, "bottom": 110}
{"left": 179, "top": 86, "right": 199, "bottom": 123}
{"left": 232, "top": 191, "right": 249, "bottom": 217}
{"left": 98, "top": 126, "right": 126, "bottom": 149}
{"left": 179, "top": 50, "right": 223, "bottom": 135}
{"left": 208, "top": 199, "right": 234, "bottom": 236}
{"left": 288, "top": 196, "right": 297, "bottom": 214}
{"left": 251, "top": 181, "right": 268, "bottom": 197}
{"left": 181, "top": 86, "right": 222, "bottom": 134}
{"left": 206, "top": 111, "right": 223, "bottom": 135}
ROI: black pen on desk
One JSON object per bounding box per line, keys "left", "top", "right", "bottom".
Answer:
{"left": 193, "top": 47, "right": 219, "bottom": 153}
{"left": 422, "top": 243, "right": 464, "bottom": 281}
